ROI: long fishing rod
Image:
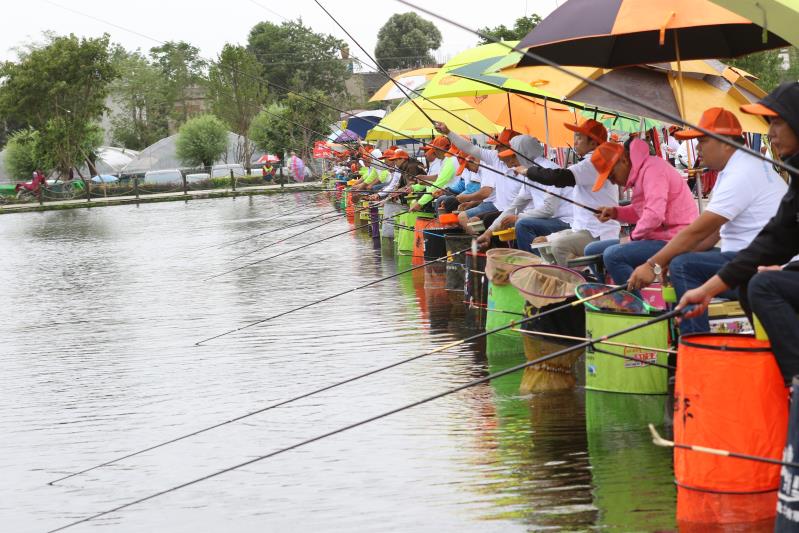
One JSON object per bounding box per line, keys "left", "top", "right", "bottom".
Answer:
{"left": 51, "top": 283, "right": 620, "bottom": 485}
{"left": 48, "top": 302, "right": 679, "bottom": 532}
{"left": 648, "top": 424, "right": 799, "bottom": 468}
{"left": 197, "top": 245, "right": 473, "bottom": 342}
{"left": 397, "top": 0, "right": 798, "bottom": 178}
{"left": 202, "top": 205, "right": 405, "bottom": 282}
{"left": 511, "top": 328, "right": 677, "bottom": 355}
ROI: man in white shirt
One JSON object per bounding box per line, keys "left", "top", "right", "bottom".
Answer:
{"left": 628, "top": 107, "right": 787, "bottom": 334}
{"left": 513, "top": 118, "right": 620, "bottom": 265}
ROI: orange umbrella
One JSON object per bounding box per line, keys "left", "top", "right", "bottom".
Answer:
{"left": 461, "top": 93, "right": 577, "bottom": 147}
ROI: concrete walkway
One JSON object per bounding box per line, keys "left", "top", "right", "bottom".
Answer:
{"left": 0, "top": 182, "right": 327, "bottom": 215}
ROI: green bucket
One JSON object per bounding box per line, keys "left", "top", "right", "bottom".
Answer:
{"left": 396, "top": 212, "right": 433, "bottom": 255}
{"left": 585, "top": 391, "right": 675, "bottom": 530}
{"left": 485, "top": 281, "right": 525, "bottom": 351}
{"left": 585, "top": 309, "right": 670, "bottom": 394}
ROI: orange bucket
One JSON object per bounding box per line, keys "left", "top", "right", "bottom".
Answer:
{"left": 412, "top": 217, "right": 436, "bottom": 265}
{"left": 674, "top": 333, "right": 788, "bottom": 525}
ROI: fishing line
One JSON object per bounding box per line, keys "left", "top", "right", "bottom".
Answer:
{"left": 197, "top": 246, "right": 473, "bottom": 342}
{"left": 202, "top": 205, "right": 405, "bottom": 281}
{"left": 51, "top": 282, "right": 617, "bottom": 484}
{"left": 47, "top": 303, "right": 680, "bottom": 532}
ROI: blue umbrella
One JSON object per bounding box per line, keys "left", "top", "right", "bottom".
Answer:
{"left": 344, "top": 115, "right": 383, "bottom": 138}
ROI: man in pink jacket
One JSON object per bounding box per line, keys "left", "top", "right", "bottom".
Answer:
{"left": 590, "top": 138, "right": 698, "bottom": 285}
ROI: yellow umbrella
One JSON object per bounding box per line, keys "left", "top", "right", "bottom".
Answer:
{"left": 369, "top": 68, "right": 440, "bottom": 102}
{"left": 366, "top": 97, "right": 503, "bottom": 141}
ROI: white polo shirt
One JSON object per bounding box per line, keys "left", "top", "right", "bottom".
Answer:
{"left": 706, "top": 149, "right": 787, "bottom": 253}
{"left": 568, "top": 152, "right": 620, "bottom": 240}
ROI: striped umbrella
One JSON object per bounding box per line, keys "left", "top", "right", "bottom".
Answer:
{"left": 515, "top": 0, "right": 789, "bottom": 68}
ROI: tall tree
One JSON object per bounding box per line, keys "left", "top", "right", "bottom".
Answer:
{"left": 249, "top": 90, "right": 337, "bottom": 163}
{"left": 727, "top": 48, "right": 793, "bottom": 92}
{"left": 478, "top": 15, "right": 542, "bottom": 44}
{"left": 207, "top": 44, "right": 267, "bottom": 172}
{"left": 149, "top": 41, "right": 207, "bottom": 128}
{"left": 175, "top": 114, "right": 228, "bottom": 168}
{"left": 247, "top": 20, "right": 350, "bottom": 97}
{"left": 375, "top": 13, "right": 442, "bottom": 70}
{"left": 0, "top": 33, "right": 117, "bottom": 177}
{"left": 108, "top": 47, "right": 171, "bottom": 150}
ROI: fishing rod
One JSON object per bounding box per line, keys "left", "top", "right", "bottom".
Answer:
{"left": 510, "top": 328, "right": 678, "bottom": 355}
{"left": 202, "top": 205, "right": 406, "bottom": 281}
{"left": 648, "top": 424, "right": 799, "bottom": 468}
{"left": 396, "top": 0, "right": 799, "bottom": 178}
{"left": 51, "top": 283, "right": 620, "bottom": 485}
{"left": 197, "top": 245, "right": 474, "bottom": 341}
{"left": 48, "top": 302, "right": 679, "bottom": 532}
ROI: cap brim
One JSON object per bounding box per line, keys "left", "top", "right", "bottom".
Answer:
{"left": 740, "top": 103, "right": 778, "bottom": 117}
{"left": 563, "top": 122, "right": 581, "bottom": 134}
{"left": 592, "top": 169, "right": 612, "bottom": 192}
{"left": 497, "top": 149, "right": 514, "bottom": 158}
{"left": 486, "top": 138, "right": 499, "bottom": 145}
{"left": 673, "top": 128, "right": 704, "bottom": 140}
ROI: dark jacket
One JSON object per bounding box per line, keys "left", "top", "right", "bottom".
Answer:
{"left": 717, "top": 151, "right": 799, "bottom": 287}
{"left": 525, "top": 164, "right": 576, "bottom": 187}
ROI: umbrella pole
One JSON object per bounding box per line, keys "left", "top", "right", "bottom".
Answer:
{"left": 507, "top": 92, "right": 514, "bottom": 131}
{"left": 543, "top": 97, "right": 550, "bottom": 148}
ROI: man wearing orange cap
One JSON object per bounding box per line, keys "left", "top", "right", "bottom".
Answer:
{"left": 678, "top": 83, "right": 799, "bottom": 383}
{"left": 628, "top": 107, "right": 787, "bottom": 334}
{"left": 512, "top": 118, "right": 620, "bottom": 265}
{"left": 589, "top": 137, "right": 697, "bottom": 286}
{"left": 408, "top": 136, "right": 458, "bottom": 212}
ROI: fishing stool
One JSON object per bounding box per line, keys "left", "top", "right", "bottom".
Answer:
{"left": 566, "top": 253, "right": 606, "bottom": 283}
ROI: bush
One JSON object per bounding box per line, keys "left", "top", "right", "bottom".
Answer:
{"left": 4, "top": 128, "right": 44, "bottom": 180}
{"left": 175, "top": 115, "right": 228, "bottom": 167}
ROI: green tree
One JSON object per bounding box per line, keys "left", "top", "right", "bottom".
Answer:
{"left": 175, "top": 114, "right": 228, "bottom": 168}
{"left": 3, "top": 128, "right": 43, "bottom": 179}
{"left": 207, "top": 44, "right": 267, "bottom": 172}
{"left": 149, "top": 41, "right": 207, "bottom": 127}
{"left": 478, "top": 15, "right": 542, "bottom": 44}
{"left": 247, "top": 20, "right": 349, "bottom": 97}
{"left": 0, "top": 33, "right": 117, "bottom": 177}
{"left": 250, "top": 90, "right": 336, "bottom": 162}
{"left": 108, "top": 47, "right": 171, "bottom": 150}
{"left": 375, "top": 13, "right": 442, "bottom": 70}
{"left": 727, "top": 49, "right": 785, "bottom": 92}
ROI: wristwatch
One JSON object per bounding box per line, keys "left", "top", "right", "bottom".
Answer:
{"left": 647, "top": 259, "right": 663, "bottom": 281}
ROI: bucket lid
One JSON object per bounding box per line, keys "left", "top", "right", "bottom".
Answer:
{"left": 510, "top": 264, "right": 586, "bottom": 308}
{"left": 575, "top": 283, "right": 647, "bottom": 314}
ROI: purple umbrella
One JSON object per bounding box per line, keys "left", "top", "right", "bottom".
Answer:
{"left": 334, "top": 129, "right": 361, "bottom": 143}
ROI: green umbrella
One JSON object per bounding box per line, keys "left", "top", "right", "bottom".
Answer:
{"left": 710, "top": 0, "right": 799, "bottom": 48}
{"left": 581, "top": 110, "right": 662, "bottom": 134}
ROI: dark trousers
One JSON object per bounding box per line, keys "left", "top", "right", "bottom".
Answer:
{"left": 746, "top": 270, "right": 799, "bottom": 385}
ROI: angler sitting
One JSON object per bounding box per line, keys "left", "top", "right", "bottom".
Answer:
{"left": 435, "top": 124, "right": 521, "bottom": 234}
{"left": 512, "top": 118, "right": 620, "bottom": 265}
{"left": 408, "top": 136, "right": 458, "bottom": 213}
{"left": 628, "top": 107, "right": 787, "bottom": 334}
{"left": 476, "top": 139, "right": 574, "bottom": 252}
{"left": 588, "top": 137, "right": 698, "bottom": 286}
{"left": 434, "top": 151, "right": 484, "bottom": 214}
{"left": 678, "top": 84, "right": 799, "bottom": 385}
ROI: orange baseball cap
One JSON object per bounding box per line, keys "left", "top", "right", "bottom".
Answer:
{"left": 564, "top": 118, "right": 608, "bottom": 144}
{"left": 457, "top": 153, "right": 477, "bottom": 176}
{"left": 674, "top": 107, "right": 743, "bottom": 140}
{"left": 424, "top": 135, "right": 452, "bottom": 155}
{"left": 740, "top": 102, "right": 779, "bottom": 117}
{"left": 379, "top": 148, "right": 395, "bottom": 160}
{"left": 590, "top": 142, "right": 624, "bottom": 192}
{"left": 487, "top": 128, "right": 520, "bottom": 146}
{"left": 388, "top": 149, "right": 410, "bottom": 161}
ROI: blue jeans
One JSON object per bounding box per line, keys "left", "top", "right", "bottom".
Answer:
{"left": 603, "top": 240, "right": 668, "bottom": 286}
{"left": 514, "top": 217, "right": 570, "bottom": 253}
{"left": 670, "top": 249, "right": 739, "bottom": 334}
{"left": 465, "top": 201, "right": 498, "bottom": 218}
{"left": 583, "top": 239, "right": 618, "bottom": 280}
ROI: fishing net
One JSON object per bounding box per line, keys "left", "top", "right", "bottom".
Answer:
{"left": 485, "top": 249, "right": 542, "bottom": 286}
{"left": 575, "top": 283, "right": 647, "bottom": 314}
{"left": 509, "top": 264, "right": 586, "bottom": 309}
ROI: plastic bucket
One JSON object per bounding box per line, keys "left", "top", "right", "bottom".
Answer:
{"left": 396, "top": 212, "right": 433, "bottom": 254}
{"left": 445, "top": 234, "right": 472, "bottom": 293}
{"left": 369, "top": 204, "right": 380, "bottom": 238}
{"left": 584, "top": 308, "right": 670, "bottom": 394}
{"left": 412, "top": 217, "right": 436, "bottom": 265}
{"left": 381, "top": 202, "right": 404, "bottom": 240}
{"left": 423, "top": 225, "right": 462, "bottom": 262}
{"left": 776, "top": 375, "right": 799, "bottom": 529}
{"left": 674, "top": 334, "right": 788, "bottom": 525}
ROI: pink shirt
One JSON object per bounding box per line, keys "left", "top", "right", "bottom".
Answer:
{"left": 615, "top": 139, "right": 698, "bottom": 241}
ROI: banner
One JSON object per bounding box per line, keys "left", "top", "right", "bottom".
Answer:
{"left": 313, "top": 141, "right": 332, "bottom": 159}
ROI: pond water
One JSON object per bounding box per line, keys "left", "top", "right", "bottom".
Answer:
{"left": 0, "top": 194, "right": 678, "bottom": 532}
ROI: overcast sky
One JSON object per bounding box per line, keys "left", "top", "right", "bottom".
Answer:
{"left": 0, "top": 0, "right": 562, "bottom": 66}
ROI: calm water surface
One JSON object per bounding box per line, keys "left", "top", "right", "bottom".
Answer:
{"left": 0, "top": 194, "right": 676, "bottom": 532}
